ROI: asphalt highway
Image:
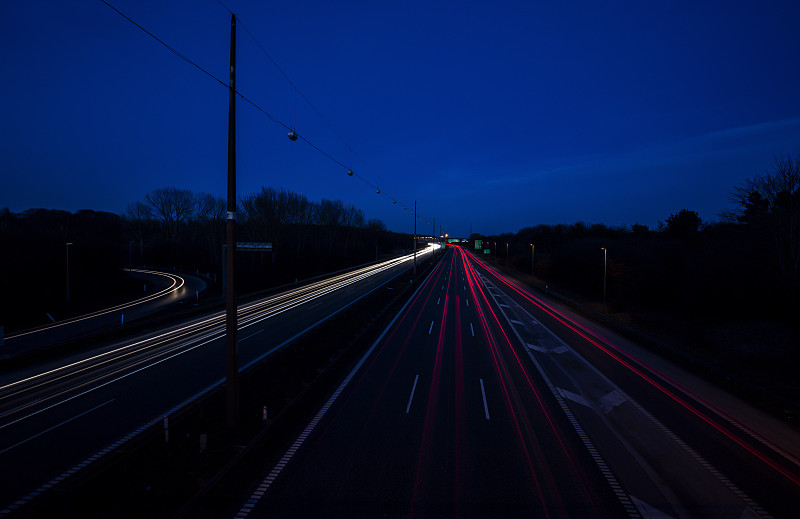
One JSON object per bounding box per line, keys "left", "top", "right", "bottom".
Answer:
{"left": 236, "top": 245, "right": 800, "bottom": 518}
{"left": 0, "top": 247, "right": 436, "bottom": 516}
{"left": 1, "top": 268, "right": 206, "bottom": 357}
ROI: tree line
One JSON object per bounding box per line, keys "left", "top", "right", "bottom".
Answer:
{"left": 0, "top": 187, "right": 405, "bottom": 331}
{"left": 3, "top": 154, "right": 796, "bottom": 335}
{"left": 474, "top": 154, "right": 800, "bottom": 326}
{"left": 124, "top": 186, "right": 396, "bottom": 277}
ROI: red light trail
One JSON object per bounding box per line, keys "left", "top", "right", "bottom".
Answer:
{"left": 457, "top": 245, "right": 605, "bottom": 518}
{"left": 463, "top": 247, "right": 800, "bottom": 490}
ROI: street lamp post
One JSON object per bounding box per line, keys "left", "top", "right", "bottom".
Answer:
{"left": 413, "top": 200, "right": 417, "bottom": 277}
{"left": 506, "top": 242, "right": 509, "bottom": 266}
{"left": 530, "top": 243, "right": 534, "bottom": 278}
{"left": 601, "top": 247, "right": 607, "bottom": 314}
{"left": 66, "top": 242, "right": 73, "bottom": 306}
{"left": 129, "top": 240, "right": 134, "bottom": 268}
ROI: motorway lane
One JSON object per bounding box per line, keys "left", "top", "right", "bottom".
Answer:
{"left": 463, "top": 247, "right": 800, "bottom": 518}
{"left": 2, "top": 269, "right": 207, "bottom": 357}
{"left": 0, "top": 249, "right": 436, "bottom": 515}
{"left": 240, "top": 247, "right": 626, "bottom": 518}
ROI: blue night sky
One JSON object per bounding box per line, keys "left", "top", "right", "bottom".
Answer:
{"left": 2, "top": 1, "right": 799, "bottom": 237}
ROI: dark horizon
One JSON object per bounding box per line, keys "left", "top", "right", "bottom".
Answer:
{"left": 0, "top": 184, "right": 741, "bottom": 238}
{"left": 2, "top": 1, "right": 800, "bottom": 236}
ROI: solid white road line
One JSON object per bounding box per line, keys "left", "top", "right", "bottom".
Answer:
{"left": 406, "top": 375, "right": 420, "bottom": 414}
{"left": 0, "top": 332, "right": 223, "bottom": 432}
{"left": 1, "top": 252, "right": 438, "bottom": 518}
{"left": 527, "top": 342, "right": 549, "bottom": 353}
{"left": 0, "top": 399, "right": 115, "bottom": 456}
{"left": 233, "top": 258, "right": 436, "bottom": 519}
{"left": 479, "top": 379, "right": 490, "bottom": 420}
{"left": 240, "top": 329, "right": 264, "bottom": 342}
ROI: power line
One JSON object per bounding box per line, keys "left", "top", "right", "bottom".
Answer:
{"left": 230, "top": 9, "right": 408, "bottom": 208}
{"left": 100, "top": 0, "right": 227, "bottom": 90}
{"left": 235, "top": 16, "right": 353, "bottom": 152}
{"left": 215, "top": 0, "right": 233, "bottom": 15}
{"left": 100, "top": 1, "right": 284, "bottom": 128}
{"left": 100, "top": 0, "right": 425, "bottom": 223}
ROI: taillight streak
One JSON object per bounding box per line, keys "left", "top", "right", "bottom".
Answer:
{"left": 461, "top": 246, "right": 606, "bottom": 517}
{"left": 411, "top": 249, "right": 456, "bottom": 517}
{"left": 453, "top": 262, "right": 466, "bottom": 516}
{"left": 469, "top": 249, "right": 800, "bottom": 489}
{"left": 458, "top": 247, "right": 554, "bottom": 517}
{"left": 293, "top": 251, "right": 451, "bottom": 498}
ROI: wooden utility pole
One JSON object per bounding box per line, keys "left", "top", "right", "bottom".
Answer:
{"left": 225, "top": 13, "right": 239, "bottom": 428}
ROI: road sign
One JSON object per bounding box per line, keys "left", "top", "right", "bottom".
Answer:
{"left": 236, "top": 242, "right": 272, "bottom": 251}
{"left": 475, "top": 239, "right": 482, "bottom": 250}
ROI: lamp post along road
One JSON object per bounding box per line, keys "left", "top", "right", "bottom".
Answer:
{"left": 530, "top": 243, "right": 534, "bottom": 278}
{"left": 413, "top": 200, "right": 417, "bottom": 277}
{"left": 225, "top": 13, "right": 239, "bottom": 428}
{"left": 601, "top": 247, "right": 607, "bottom": 315}
{"left": 66, "top": 242, "right": 73, "bottom": 307}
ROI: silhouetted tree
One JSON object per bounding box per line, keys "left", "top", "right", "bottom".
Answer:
{"left": 0, "top": 209, "right": 131, "bottom": 330}
{"left": 126, "top": 201, "right": 152, "bottom": 264}
{"left": 630, "top": 223, "right": 650, "bottom": 235}
{"left": 314, "top": 199, "right": 348, "bottom": 227}
{"left": 732, "top": 154, "right": 800, "bottom": 305}
{"left": 664, "top": 209, "right": 702, "bottom": 238}
{"left": 366, "top": 218, "right": 387, "bottom": 232}
{"left": 146, "top": 187, "right": 193, "bottom": 244}
{"left": 192, "top": 192, "right": 225, "bottom": 267}
{"left": 0, "top": 207, "right": 10, "bottom": 230}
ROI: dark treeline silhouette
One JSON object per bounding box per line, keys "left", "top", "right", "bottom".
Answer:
{"left": 0, "top": 187, "right": 408, "bottom": 332}
{"left": 0, "top": 208, "right": 136, "bottom": 331}
{"left": 479, "top": 212, "right": 765, "bottom": 320}
{"left": 477, "top": 154, "right": 800, "bottom": 331}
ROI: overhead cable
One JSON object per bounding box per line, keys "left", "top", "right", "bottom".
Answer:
{"left": 100, "top": 0, "right": 424, "bottom": 222}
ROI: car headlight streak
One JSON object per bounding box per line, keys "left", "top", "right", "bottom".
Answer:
{"left": 0, "top": 247, "right": 437, "bottom": 398}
